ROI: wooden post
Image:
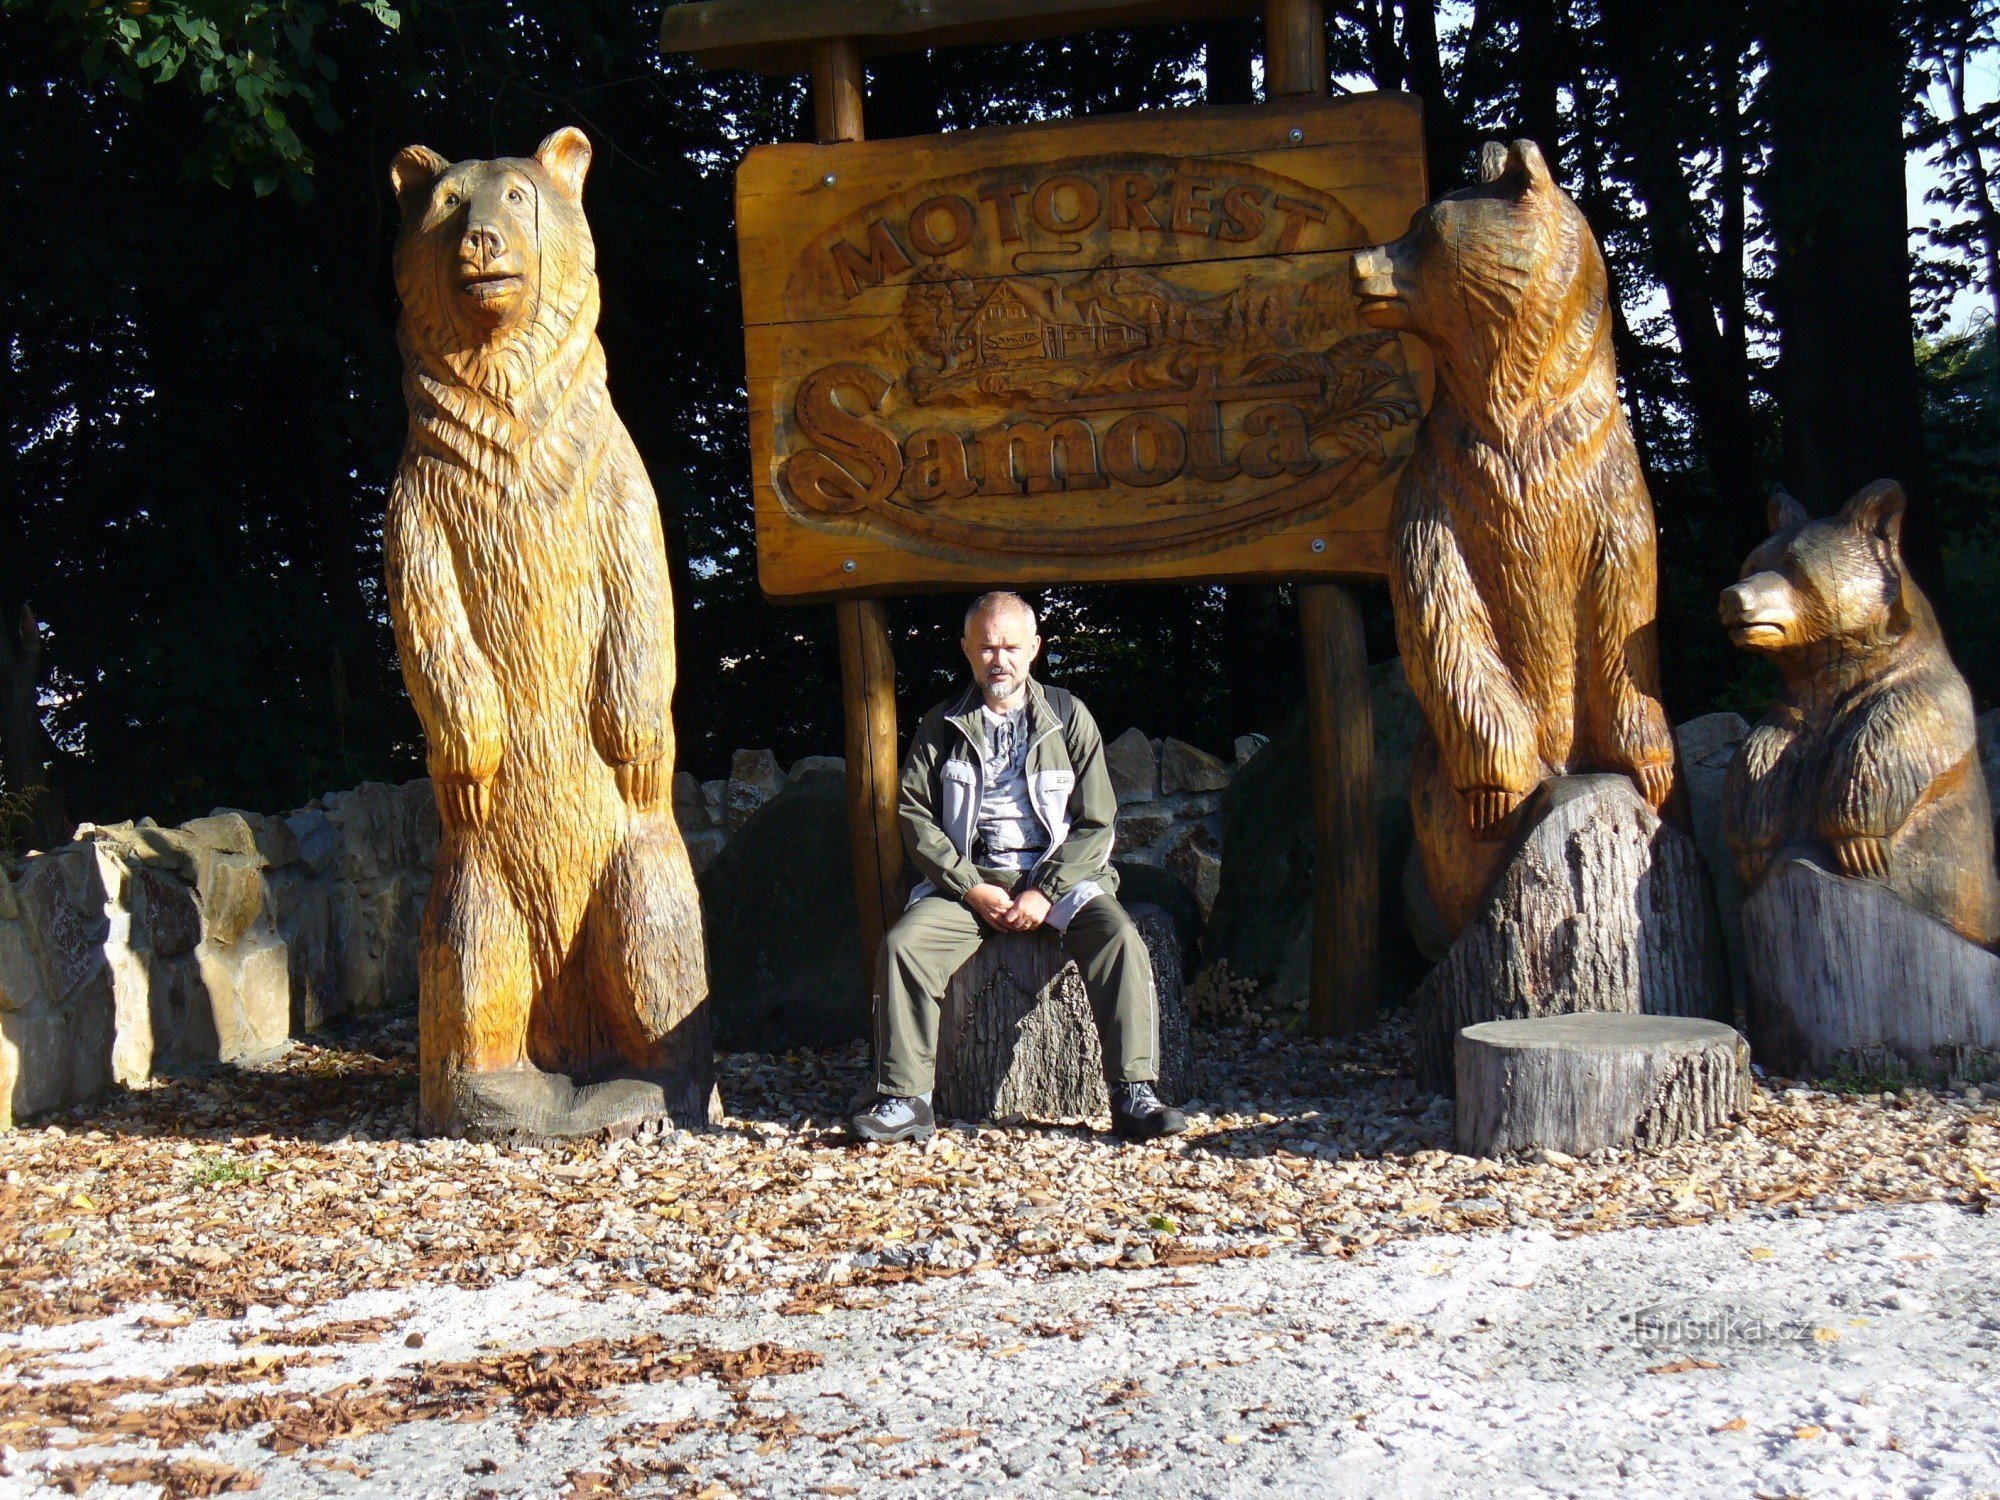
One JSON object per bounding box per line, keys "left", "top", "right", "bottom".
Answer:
{"left": 813, "top": 38, "right": 905, "bottom": 973}
{"left": 1265, "top": 0, "right": 1378, "bottom": 1036}
{"left": 1299, "top": 583, "right": 1378, "bottom": 1034}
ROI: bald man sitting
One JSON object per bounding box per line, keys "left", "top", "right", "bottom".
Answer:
{"left": 849, "top": 591, "right": 1188, "bottom": 1145}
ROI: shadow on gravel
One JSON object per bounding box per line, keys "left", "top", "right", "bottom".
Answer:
{"left": 37, "top": 1002, "right": 1452, "bottom": 1170}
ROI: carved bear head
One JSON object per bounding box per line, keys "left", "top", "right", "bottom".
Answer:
{"left": 390, "top": 128, "right": 596, "bottom": 382}
{"left": 1720, "top": 481, "right": 1918, "bottom": 657}
{"left": 1351, "top": 139, "right": 1605, "bottom": 426}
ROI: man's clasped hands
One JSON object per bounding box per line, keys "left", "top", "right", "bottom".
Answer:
{"left": 963, "top": 883, "right": 1053, "bottom": 932}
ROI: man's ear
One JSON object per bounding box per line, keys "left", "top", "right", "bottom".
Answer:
{"left": 536, "top": 127, "right": 592, "bottom": 201}
{"left": 1767, "top": 488, "right": 1810, "bottom": 534}
{"left": 390, "top": 145, "right": 448, "bottom": 214}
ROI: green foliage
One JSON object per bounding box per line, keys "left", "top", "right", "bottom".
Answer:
{"left": 183, "top": 1151, "right": 265, "bottom": 1186}
{"left": 1924, "top": 328, "right": 2000, "bottom": 703}
{"left": 6, "top": 0, "right": 401, "bottom": 195}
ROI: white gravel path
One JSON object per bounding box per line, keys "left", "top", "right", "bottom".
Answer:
{"left": 6, "top": 1200, "right": 1999, "bottom": 1498}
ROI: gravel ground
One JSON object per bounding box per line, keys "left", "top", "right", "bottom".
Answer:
{"left": 2, "top": 1009, "right": 1998, "bottom": 1496}
{"left": 3, "top": 1201, "right": 1998, "bottom": 1497}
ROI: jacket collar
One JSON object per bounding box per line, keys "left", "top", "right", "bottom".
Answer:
{"left": 946, "top": 676, "right": 1056, "bottom": 748}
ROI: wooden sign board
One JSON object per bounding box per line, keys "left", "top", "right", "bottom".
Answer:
{"left": 736, "top": 92, "right": 1429, "bottom": 601}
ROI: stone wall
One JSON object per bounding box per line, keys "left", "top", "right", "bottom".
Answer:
{"left": 2, "top": 729, "right": 1243, "bottom": 1127}
{"left": 1, "top": 782, "right": 434, "bottom": 1128}
{"left": 670, "top": 733, "right": 1250, "bottom": 914}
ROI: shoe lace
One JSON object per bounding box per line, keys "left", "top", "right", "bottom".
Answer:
{"left": 1120, "top": 1082, "right": 1162, "bottom": 1112}
{"left": 866, "top": 1095, "right": 913, "bottom": 1119}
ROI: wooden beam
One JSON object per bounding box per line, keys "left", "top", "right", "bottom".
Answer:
{"left": 1263, "top": 0, "right": 1326, "bottom": 98}
{"left": 1266, "top": 0, "right": 1377, "bottom": 1037}
{"left": 811, "top": 37, "right": 863, "bottom": 142}
{"left": 813, "top": 36, "right": 906, "bottom": 981}
{"left": 663, "top": 0, "right": 1260, "bottom": 73}
{"left": 1299, "top": 585, "right": 1378, "bottom": 1036}
{"left": 837, "top": 597, "right": 904, "bottom": 974}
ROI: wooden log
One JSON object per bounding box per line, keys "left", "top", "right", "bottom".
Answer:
{"left": 1413, "top": 774, "right": 1728, "bottom": 1093}
{"left": 1742, "top": 856, "right": 2000, "bottom": 1082}
{"left": 1454, "top": 1014, "right": 1751, "bottom": 1157}
{"left": 1300, "top": 583, "right": 1378, "bottom": 1036}
{"left": 936, "top": 904, "right": 1191, "bottom": 1123}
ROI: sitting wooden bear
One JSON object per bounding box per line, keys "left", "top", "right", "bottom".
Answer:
{"left": 1722, "top": 481, "right": 2000, "bottom": 947}
{"left": 1353, "top": 139, "right": 1676, "bottom": 935}
{"left": 387, "top": 129, "right": 713, "bottom": 1135}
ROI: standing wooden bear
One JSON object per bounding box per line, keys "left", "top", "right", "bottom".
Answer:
{"left": 387, "top": 128, "right": 715, "bottom": 1137}
{"left": 1353, "top": 139, "right": 1676, "bottom": 936}
{"left": 1722, "top": 482, "right": 2000, "bottom": 1077}
{"left": 1356, "top": 141, "right": 1725, "bottom": 1089}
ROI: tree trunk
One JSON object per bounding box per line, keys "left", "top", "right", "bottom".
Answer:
{"left": 1455, "top": 1014, "right": 1751, "bottom": 1156}
{"left": 1742, "top": 857, "right": 2000, "bottom": 1082}
{"left": 1399, "top": 0, "right": 1475, "bottom": 195}
{"left": 1413, "top": 775, "right": 1729, "bottom": 1093}
{"left": 1758, "top": 0, "right": 1948, "bottom": 614}
{"left": 1939, "top": 39, "right": 2000, "bottom": 336}
{"left": 1600, "top": 3, "right": 1765, "bottom": 539}
{"left": 936, "top": 904, "right": 1191, "bottom": 1123}
{"left": 0, "top": 604, "right": 68, "bottom": 850}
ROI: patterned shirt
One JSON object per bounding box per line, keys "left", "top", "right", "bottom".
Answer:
{"left": 976, "top": 703, "right": 1047, "bottom": 870}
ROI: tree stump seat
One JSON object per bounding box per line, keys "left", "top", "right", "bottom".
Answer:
{"left": 935, "top": 902, "right": 1191, "bottom": 1124}
{"left": 1454, "top": 1013, "right": 1751, "bottom": 1157}
{"left": 1413, "top": 775, "right": 1729, "bottom": 1093}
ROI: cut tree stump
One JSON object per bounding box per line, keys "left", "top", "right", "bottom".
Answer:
{"left": 1743, "top": 857, "right": 2000, "bottom": 1081}
{"left": 1414, "top": 775, "right": 1728, "bottom": 1093}
{"left": 936, "top": 903, "right": 1190, "bottom": 1123}
{"left": 1454, "top": 1014, "right": 1751, "bottom": 1157}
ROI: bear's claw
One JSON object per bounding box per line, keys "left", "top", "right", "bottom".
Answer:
{"left": 1464, "top": 786, "right": 1526, "bottom": 840}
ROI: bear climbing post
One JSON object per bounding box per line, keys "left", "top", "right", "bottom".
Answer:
{"left": 387, "top": 130, "right": 716, "bottom": 1139}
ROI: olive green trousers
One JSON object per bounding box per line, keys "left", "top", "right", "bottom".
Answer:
{"left": 872, "top": 873, "right": 1158, "bottom": 1098}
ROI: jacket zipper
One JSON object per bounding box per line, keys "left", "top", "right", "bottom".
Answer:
{"left": 950, "top": 688, "right": 1066, "bottom": 876}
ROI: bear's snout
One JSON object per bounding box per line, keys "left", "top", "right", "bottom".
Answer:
{"left": 1352, "top": 244, "right": 1409, "bottom": 328}
{"left": 1719, "top": 573, "right": 1796, "bottom": 650}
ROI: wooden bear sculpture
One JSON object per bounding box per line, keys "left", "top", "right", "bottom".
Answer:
{"left": 1352, "top": 139, "right": 1676, "bottom": 936}
{"left": 387, "top": 128, "right": 714, "bottom": 1137}
{"left": 1722, "top": 481, "right": 2000, "bottom": 947}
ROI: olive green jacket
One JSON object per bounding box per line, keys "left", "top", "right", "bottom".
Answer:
{"left": 898, "top": 678, "right": 1121, "bottom": 930}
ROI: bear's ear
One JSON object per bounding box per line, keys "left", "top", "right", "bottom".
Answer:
{"left": 1479, "top": 139, "right": 1553, "bottom": 198}
{"left": 535, "top": 127, "right": 592, "bottom": 202}
{"left": 390, "top": 145, "right": 448, "bottom": 214}
{"left": 1767, "top": 489, "right": 1810, "bottom": 534}
{"left": 1840, "top": 479, "right": 1906, "bottom": 551}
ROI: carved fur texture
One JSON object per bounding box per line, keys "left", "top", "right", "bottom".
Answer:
{"left": 387, "top": 128, "right": 712, "bottom": 1134}
{"left": 1352, "top": 139, "right": 1675, "bottom": 936}
{"left": 1721, "top": 482, "right": 2000, "bottom": 948}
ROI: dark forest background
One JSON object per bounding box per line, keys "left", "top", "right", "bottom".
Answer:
{"left": 1, "top": 0, "right": 1997, "bottom": 847}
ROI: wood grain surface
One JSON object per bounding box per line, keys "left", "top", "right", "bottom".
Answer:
{"left": 734, "top": 93, "right": 1429, "bottom": 600}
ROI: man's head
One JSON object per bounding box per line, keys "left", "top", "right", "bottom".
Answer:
{"left": 961, "top": 592, "right": 1041, "bottom": 708}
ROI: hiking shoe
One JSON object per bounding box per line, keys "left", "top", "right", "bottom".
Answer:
{"left": 1111, "top": 1081, "right": 1188, "bottom": 1141}
{"left": 849, "top": 1093, "right": 936, "bottom": 1144}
